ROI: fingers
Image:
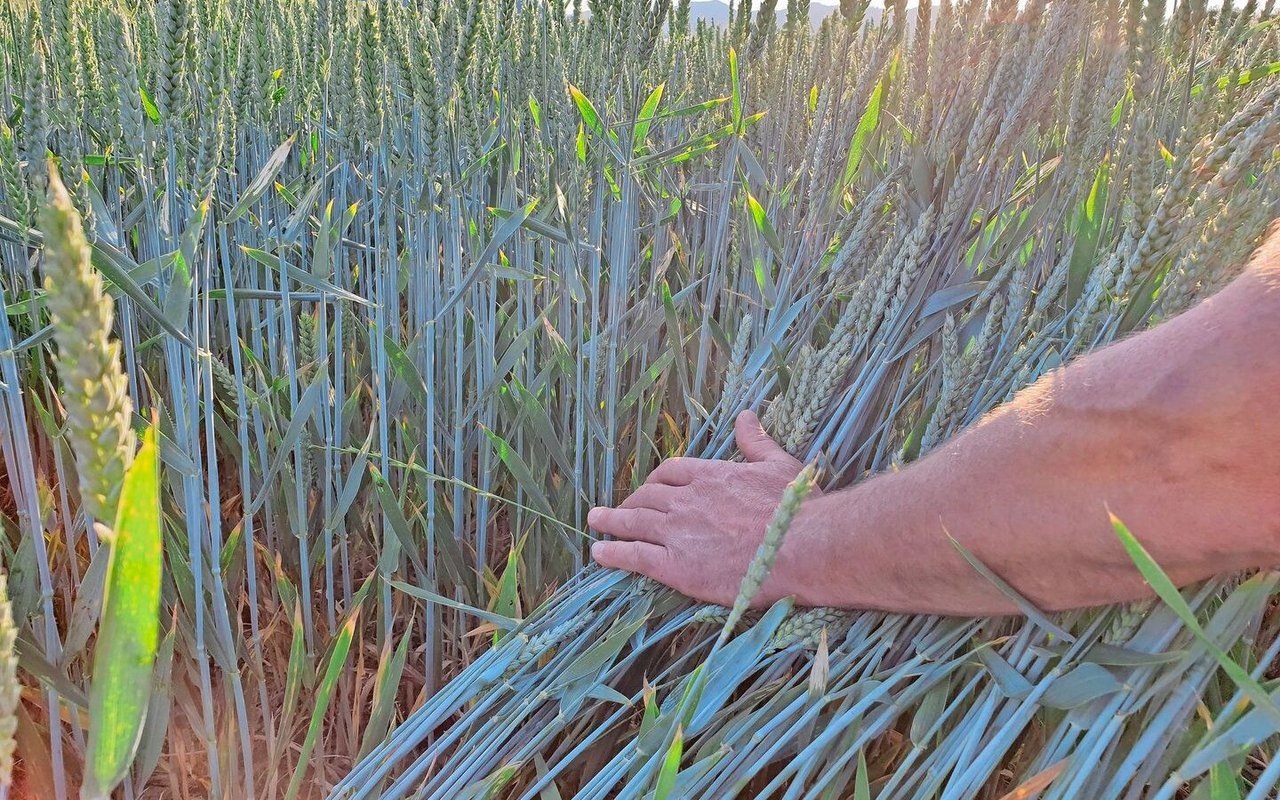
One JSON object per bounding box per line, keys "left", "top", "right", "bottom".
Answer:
{"left": 647, "top": 457, "right": 701, "bottom": 486}
{"left": 591, "top": 540, "right": 668, "bottom": 578}
{"left": 619, "top": 483, "right": 682, "bottom": 512}
{"left": 735, "top": 410, "right": 798, "bottom": 465}
{"left": 588, "top": 506, "right": 667, "bottom": 542}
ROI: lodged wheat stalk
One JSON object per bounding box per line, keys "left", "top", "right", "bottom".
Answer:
{"left": 39, "top": 165, "right": 135, "bottom": 523}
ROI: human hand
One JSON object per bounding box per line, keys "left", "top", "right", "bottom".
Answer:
{"left": 588, "top": 410, "right": 818, "bottom": 606}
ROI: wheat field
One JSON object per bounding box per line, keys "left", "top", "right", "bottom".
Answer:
{"left": 0, "top": 0, "right": 1279, "bottom": 797}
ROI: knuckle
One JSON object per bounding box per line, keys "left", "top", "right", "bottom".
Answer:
{"left": 639, "top": 545, "right": 669, "bottom": 575}
{"left": 594, "top": 507, "right": 632, "bottom": 536}
{"left": 641, "top": 510, "right": 665, "bottom": 535}
{"left": 611, "top": 510, "right": 636, "bottom": 535}
{"left": 659, "top": 457, "right": 691, "bottom": 474}
{"left": 601, "top": 542, "right": 636, "bottom": 571}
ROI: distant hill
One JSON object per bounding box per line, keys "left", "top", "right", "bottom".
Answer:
{"left": 687, "top": 1, "right": 730, "bottom": 26}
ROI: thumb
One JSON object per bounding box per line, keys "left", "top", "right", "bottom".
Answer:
{"left": 735, "top": 410, "right": 794, "bottom": 464}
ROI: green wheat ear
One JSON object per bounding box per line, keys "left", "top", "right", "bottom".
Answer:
{"left": 720, "top": 462, "right": 820, "bottom": 644}
{"left": 39, "top": 163, "right": 135, "bottom": 524}
{"left": 0, "top": 572, "right": 17, "bottom": 794}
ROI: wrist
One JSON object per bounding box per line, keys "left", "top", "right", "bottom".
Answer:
{"left": 774, "top": 490, "right": 868, "bottom": 608}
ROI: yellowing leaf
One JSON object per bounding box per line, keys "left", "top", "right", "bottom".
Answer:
{"left": 84, "top": 423, "right": 162, "bottom": 799}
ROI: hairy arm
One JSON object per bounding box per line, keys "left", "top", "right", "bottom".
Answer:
{"left": 589, "top": 228, "right": 1280, "bottom": 615}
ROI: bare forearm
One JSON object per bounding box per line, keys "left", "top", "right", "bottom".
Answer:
{"left": 780, "top": 259, "right": 1280, "bottom": 614}
{"left": 590, "top": 230, "right": 1280, "bottom": 614}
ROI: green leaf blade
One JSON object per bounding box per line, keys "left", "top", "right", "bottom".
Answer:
{"left": 85, "top": 424, "right": 163, "bottom": 799}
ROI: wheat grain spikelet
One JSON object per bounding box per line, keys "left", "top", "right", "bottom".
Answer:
{"left": 39, "top": 165, "right": 134, "bottom": 524}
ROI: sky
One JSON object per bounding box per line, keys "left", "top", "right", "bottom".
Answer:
{"left": 716, "top": 1, "right": 1238, "bottom": 6}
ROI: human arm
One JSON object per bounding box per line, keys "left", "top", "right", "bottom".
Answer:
{"left": 588, "top": 228, "right": 1280, "bottom": 615}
